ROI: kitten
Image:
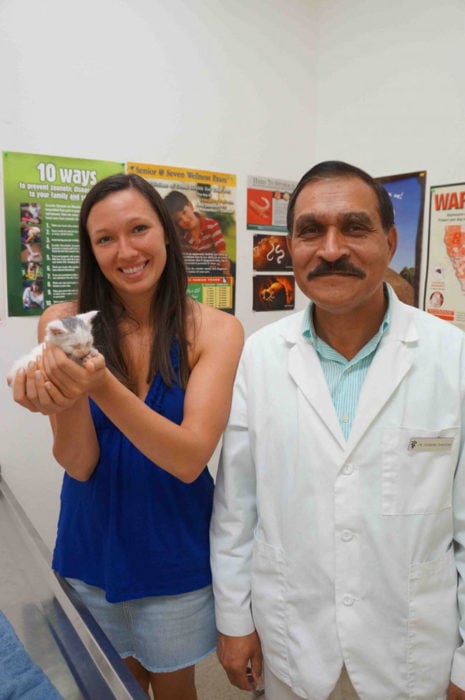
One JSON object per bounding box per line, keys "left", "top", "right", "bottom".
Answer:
{"left": 8, "top": 310, "right": 99, "bottom": 385}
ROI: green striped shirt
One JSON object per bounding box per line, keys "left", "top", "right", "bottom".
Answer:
{"left": 302, "top": 290, "right": 391, "bottom": 440}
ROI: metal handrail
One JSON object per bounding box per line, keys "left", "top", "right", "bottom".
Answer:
{"left": 0, "top": 467, "right": 146, "bottom": 699}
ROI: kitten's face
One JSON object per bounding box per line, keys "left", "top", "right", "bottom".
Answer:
{"left": 45, "top": 311, "right": 98, "bottom": 362}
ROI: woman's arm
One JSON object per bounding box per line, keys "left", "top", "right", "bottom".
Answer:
{"left": 48, "top": 396, "right": 100, "bottom": 481}
{"left": 11, "top": 303, "right": 102, "bottom": 480}
{"left": 88, "top": 304, "right": 244, "bottom": 482}
{"left": 14, "top": 302, "right": 244, "bottom": 483}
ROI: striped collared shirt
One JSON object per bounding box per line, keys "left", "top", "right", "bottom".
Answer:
{"left": 302, "top": 289, "right": 391, "bottom": 440}
{"left": 181, "top": 214, "right": 226, "bottom": 253}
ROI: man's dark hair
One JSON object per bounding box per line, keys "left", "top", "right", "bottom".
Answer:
{"left": 287, "top": 161, "right": 395, "bottom": 234}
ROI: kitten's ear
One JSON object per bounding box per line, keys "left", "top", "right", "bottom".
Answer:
{"left": 79, "top": 310, "right": 99, "bottom": 325}
{"left": 46, "top": 320, "right": 66, "bottom": 337}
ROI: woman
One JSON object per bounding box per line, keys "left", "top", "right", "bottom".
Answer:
{"left": 11, "top": 173, "right": 243, "bottom": 699}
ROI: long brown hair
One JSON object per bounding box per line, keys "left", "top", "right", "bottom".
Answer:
{"left": 78, "top": 173, "right": 190, "bottom": 389}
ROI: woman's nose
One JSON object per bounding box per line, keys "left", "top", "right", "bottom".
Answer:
{"left": 117, "top": 237, "right": 137, "bottom": 258}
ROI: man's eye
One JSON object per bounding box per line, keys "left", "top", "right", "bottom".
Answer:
{"left": 299, "top": 227, "right": 320, "bottom": 238}
{"left": 346, "top": 223, "right": 368, "bottom": 235}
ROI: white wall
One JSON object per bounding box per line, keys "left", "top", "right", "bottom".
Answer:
{"left": 0, "top": 0, "right": 317, "bottom": 548}
{"left": 1, "top": 0, "right": 464, "bottom": 549}
{"left": 312, "top": 0, "right": 465, "bottom": 289}
{"left": 314, "top": 0, "right": 465, "bottom": 183}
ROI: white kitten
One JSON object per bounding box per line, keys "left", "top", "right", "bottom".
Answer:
{"left": 8, "top": 310, "right": 99, "bottom": 385}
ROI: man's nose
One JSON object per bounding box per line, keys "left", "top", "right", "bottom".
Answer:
{"left": 318, "top": 228, "right": 349, "bottom": 261}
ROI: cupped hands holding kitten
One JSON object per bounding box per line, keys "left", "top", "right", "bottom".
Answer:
{"left": 9, "top": 305, "right": 107, "bottom": 416}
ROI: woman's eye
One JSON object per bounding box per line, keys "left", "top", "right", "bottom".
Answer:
{"left": 96, "top": 235, "right": 112, "bottom": 245}
{"left": 133, "top": 224, "right": 147, "bottom": 234}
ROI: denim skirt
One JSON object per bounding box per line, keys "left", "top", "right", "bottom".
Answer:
{"left": 66, "top": 578, "right": 216, "bottom": 672}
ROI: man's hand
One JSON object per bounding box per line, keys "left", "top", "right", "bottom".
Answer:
{"left": 448, "top": 682, "right": 465, "bottom": 699}
{"left": 217, "top": 631, "right": 263, "bottom": 691}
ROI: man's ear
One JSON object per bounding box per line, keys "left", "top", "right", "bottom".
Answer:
{"left": 286, "top": 233, "right": 293, "bottom": 255}
{"left": 387, "top": 226, "right": 398, "bottom": 262}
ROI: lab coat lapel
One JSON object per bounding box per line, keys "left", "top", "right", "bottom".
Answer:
{"left": 288, "top": 339, "right": 346, "bottom": 447}
{"left": 346, "top": 297, "right": 418, "bottom": 452}
{"left": 284, "top": 294, "right": 418, "bottom": 453}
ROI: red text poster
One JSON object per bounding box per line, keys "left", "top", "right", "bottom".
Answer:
{"left": 424, "top": 182, "right": 465, "bottom": 329}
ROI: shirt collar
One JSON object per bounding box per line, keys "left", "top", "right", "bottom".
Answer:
{"left": 302, "top": 283, "right": 392, "bottom": 349}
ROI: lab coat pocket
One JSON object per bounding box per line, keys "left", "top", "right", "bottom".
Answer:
{"left": 382, "top": 426, "right": 458, "bottom": 515}
{"left": 408, "top": 547, "right": 459, "bottom": 696}
{"left": 251, "top": 537, "right": 290, "bottom": 678}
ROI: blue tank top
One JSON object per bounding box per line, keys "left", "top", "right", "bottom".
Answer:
{"left": 52, "top": 345, "right": 214, "bottom": 603}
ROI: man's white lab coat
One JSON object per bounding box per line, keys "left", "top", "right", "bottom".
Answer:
{"left": 210, "top": 290, "right": 465, "bottom": 699}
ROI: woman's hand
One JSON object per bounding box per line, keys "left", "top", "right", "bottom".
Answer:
{"left": 9, "top": 346, "right": 106, "bottom": 415}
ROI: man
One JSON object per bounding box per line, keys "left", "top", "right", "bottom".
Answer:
{"left": 210, "top": 161, "right": 465, "bottom": 699}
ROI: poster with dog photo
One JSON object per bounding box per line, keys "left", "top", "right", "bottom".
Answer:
{"left": 127, "top": 161, "right": 236, "bottom": 314}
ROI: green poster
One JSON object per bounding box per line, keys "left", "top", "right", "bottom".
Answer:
{"left": 3, "top": 151, "right": 125, "bottom": 317}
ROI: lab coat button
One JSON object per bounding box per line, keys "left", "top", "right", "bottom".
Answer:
{"left": 342, "top": 463, "right": 353, "bottom": 475}
{"left": 342, "top": 594, "right": 354, "bottom": 606}
{"left": 341, "top": 529, "right": 353, "bottom": 542}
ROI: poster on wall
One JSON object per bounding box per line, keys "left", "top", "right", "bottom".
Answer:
{"left": 127, "top": 161, "right": 236, "bottom": 313}
{"left": 423, "top": 182, "right": 465, "bottom": 330}
{"left": 252, "top": 275, "right": 295, "bottom": 311}
{"left": 247, "top": 175, "right": 296, "bottom": 311}
{"left": 3, "top": 151, "right": 125, "bottom": 317}
{"left": 247, "top": 175, "right": 295, "bottom": 232}
{"left": 375, "top": 171, "right": 426, "bottom": 307}
{"left": 0, "top": 236, "right": 5, "bottom": 324}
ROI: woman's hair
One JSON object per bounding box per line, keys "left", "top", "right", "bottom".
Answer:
{"left": 78, "top": 173, "right": 190, "bottom": 390}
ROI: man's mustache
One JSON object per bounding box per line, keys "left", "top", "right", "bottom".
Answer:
{"left": 307, "top": 259, "right": 366, "bottom": 280}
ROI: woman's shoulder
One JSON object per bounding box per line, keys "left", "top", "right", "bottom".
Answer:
{"left": 187, "top": 300, "right": 243, "bottom": 363}
{"left": 190, "top": 299, "right": 243, "bottom": 337}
